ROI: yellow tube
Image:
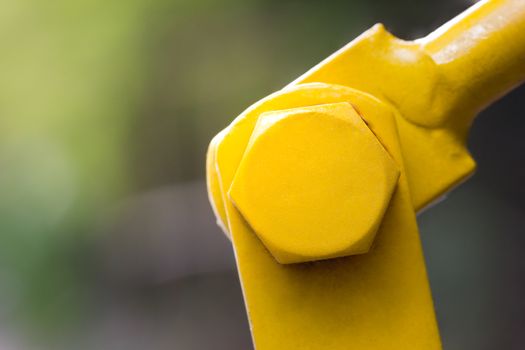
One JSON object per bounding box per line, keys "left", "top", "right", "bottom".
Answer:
{"left": 420, "top": 0, "right": 525, "bottom": 116}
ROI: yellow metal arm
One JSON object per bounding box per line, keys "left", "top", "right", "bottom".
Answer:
{"left": 206, "top": 1, "right": 525, "bottom": 349}
{"left": 420, "top": 0, "right": 525, "bottom": 119}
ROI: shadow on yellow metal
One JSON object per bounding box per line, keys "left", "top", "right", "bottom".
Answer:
{"left": 206, "top": 0, "right": 525, "bottom": 348}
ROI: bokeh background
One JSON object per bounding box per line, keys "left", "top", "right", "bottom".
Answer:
{"left": 0, "top": 0, "right": 523, "bottom": 349}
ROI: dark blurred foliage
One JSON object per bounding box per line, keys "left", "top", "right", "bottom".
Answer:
{"left": 0, "top": 0, "right": 523, "bottom": 349}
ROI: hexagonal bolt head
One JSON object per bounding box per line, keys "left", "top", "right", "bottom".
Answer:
{"left": 229, "top": 102, "right": 400, "bottom": 264}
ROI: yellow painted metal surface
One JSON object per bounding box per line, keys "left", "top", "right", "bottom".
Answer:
{"left": 206, "top": 0, "right": 525, "bottom": 348}
{"left": 229, "top": 102, "right": 399, "bottom": 264}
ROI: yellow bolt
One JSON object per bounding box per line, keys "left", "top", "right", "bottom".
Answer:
{"left": 229, "top": 102, "right": 399, "bottom": 264}
{"left": 207, "top": 1, "right": 525, "bottom": 348}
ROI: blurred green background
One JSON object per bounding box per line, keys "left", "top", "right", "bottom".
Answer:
{"left": 0, "top": 0, "right": 523, "bottom": 349}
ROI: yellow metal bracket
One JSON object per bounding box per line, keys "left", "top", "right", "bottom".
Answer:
{"left": 206, "top": 0, "right": 525, "bottom": 348}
